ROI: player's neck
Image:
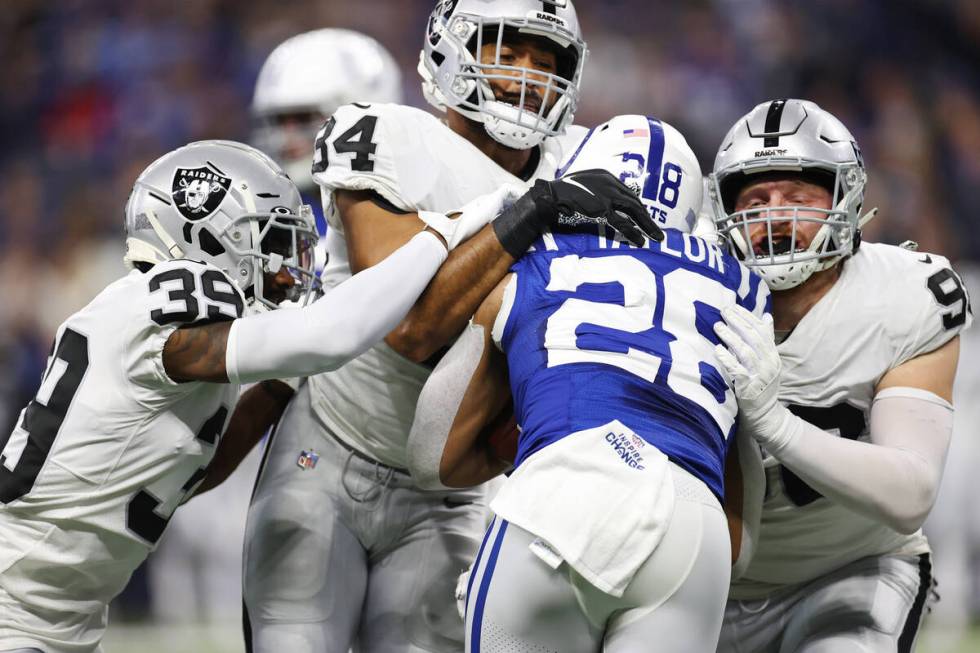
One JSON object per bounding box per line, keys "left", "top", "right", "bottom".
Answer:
{"left": 771, "top": 264, "right": 842, "bottom": 332}
{"left": 446, "top": 110, "right": 536, "bottom": 178}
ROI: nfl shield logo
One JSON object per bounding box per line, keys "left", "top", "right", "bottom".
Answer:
{"left": 296, "top": 449, "right": 320, "bottom": 470}
{"left": 172, "top": 166, "right": 231, "bottom": 220}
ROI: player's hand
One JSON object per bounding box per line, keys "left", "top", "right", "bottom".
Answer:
{"left": 419, "top": 184, "right": 524, "bottom": 251}
{"left": 454, "top": 565, "right": 471, "bottom": 620}
{"left": 492, "top": 169, "right": 664, "bottom": 258}
{"left": 532, "top": 169, "right": 665, "bottom": 246}
{"left": 713, "top": 305, "right": 796, "bottom": 452}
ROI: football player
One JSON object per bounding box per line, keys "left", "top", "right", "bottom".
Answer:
{"left": 709, "top": 99, "right": 972, "bottom": 652}
{"left": 144, "top": 32, "right": 405, "bottom": 623}
{"left": 405, "top": 114, "right": 771, "bottom": 651}
{"left": 240, "top": 2, "right": 663, "bottom": 652}
{"left": 0, "top": 138, "right": 510, "bottom": 653}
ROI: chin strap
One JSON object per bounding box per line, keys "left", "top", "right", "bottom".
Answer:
{"left": 858, "top": 206, "right": 879, "bottom": 229}
{"left": 144, "top": 207, "right": 184, "bottom": 259}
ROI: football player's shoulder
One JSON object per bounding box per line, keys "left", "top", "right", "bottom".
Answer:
{"left": 313, "top": 102, "right": 452, "bottom": 210}
{"left": 124, "top": 258, "right": 243, "bottom": 390}
{"left": 853, "top": 241, "right": 971, "bottom": 358}
{"left": 140, "top": 258, "right": 244, "bottom": 324}
{"left": 543, "top": 124, "right": 590, "bottom": 171}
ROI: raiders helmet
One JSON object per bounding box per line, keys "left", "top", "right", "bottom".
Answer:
{"left": 708, "top": 99, "right": 874, "bottom": 290}
{"left": 124, "top": 140, "right": 319, "bottom": 310}
{"left": 251, "top": 29, "right": 403, "bottom": 191}
{"left": 558, "top": 114, "right": 702, "bottom": 233}
{"left": 419, "top": 0, "right": 587, "bottom": 150}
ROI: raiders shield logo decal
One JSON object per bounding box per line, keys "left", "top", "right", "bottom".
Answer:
{"left": 172, "top": 166, "right": 231, "bottom": 220}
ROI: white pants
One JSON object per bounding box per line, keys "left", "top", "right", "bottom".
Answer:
{"left": 465, "top": 465, "right": 731, "bottom": 652}
{"left": 243, "top": 383, "right": 488, "bottom": 653}
{"left": 718, "top": 553, "right": 932, "bottom": 653}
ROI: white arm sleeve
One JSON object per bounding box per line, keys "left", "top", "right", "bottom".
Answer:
{"left": 771, "top": 387, "right": 953, "bottom": 534}
{"left": 405, "top": 323, "right": 487, "bottom": 490}
{"left": 732, "top": 428, "right": 765, "bottom": 580}
{"left": 225, "top": 231, "right": 447, "bottom": 384}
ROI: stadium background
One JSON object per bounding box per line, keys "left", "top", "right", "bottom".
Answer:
{"left": 0, "top": 0, "right": 978, "bottom": 651}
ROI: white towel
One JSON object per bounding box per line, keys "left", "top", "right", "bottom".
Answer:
{"left": 490, "top": 420, "right": 675, "bottom": 597}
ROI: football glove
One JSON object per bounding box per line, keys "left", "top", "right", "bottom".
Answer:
{"left": 713, "top": 304, "right": 798, "bottom": 453}
{"left": 493, "top": 169, "right": 665, "bottom": 258}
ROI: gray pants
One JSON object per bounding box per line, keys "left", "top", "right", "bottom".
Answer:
{"left": 718, "top": 553, "right": 932, "bottom": 653}
{"left": 243, "top": 383, "right": 488, "bottom": 653}
{"left": 465, "top": 467, "right": 731, "bottom": 652}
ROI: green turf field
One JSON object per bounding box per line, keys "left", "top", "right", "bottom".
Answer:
{"left": 100, "top": 622, "right": 980, "bottom": 653}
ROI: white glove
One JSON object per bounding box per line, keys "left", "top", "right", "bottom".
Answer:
{"left": 418, "top": 184, "right": 524, "bottom": 251}
{"left": 713, "top": 305, "right": 798, "bottom": 453}
{"left": 454, "top": 565, "right": 472, "bottom": 620}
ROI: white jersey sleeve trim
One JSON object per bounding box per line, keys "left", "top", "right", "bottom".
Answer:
{"left": 874, "top": 386, "right": 953, "bottom": 409}
{"left": 491, "top": 274, "right": 519, "bottom": 352}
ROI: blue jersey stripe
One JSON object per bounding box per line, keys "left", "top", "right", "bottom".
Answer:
{"left": 470, "top": 519, "right": 509, "bottom": 653}
{"left": 554, "top": 126, "right": 597, "bottom": 178}
{"left": 641, "top": 118, "right": 665, "bottom": 206}
{"left": 464, "top": 516, "right": 495, "bottom": 622}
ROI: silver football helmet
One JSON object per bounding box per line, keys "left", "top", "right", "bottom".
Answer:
{"left": 559, "top": 114, "right": 702, "bottom": 233}
{"left": 124, "top": 140, "right": 319, "bottom": 310}
{"left": 251, "top": 29, "right": 403, "bottom": 191}
{"left": 419, "top": 0, "right": 587, "bottom": 150}
{"left": 708, "top": 99, "right": 875, "bottom": 290}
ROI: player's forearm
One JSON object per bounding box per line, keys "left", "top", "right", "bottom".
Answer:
{"left": 407, "top": 322, "right": 511, "bottom": 489}
{"left": 386, "top": 226, "right": 514, "bottom": 362}
{"left": 194, "top": 380, "right": 293, "bottom": 496}
{"left": 767, "top": 388, "right": 952, "bottom": 534}
{"left": 227, "top": 231, "right": 447, "bottom": 383}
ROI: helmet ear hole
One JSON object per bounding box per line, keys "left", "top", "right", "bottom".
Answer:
{"left": 198, "top": 229, "right": 226, "bottom": 257}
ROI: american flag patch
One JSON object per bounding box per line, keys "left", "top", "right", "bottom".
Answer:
{"left": 296, "top": 449, "right": 320, "bottom": 470}
{"left": 623, "top": 128, "right": 649, "bottom": 138}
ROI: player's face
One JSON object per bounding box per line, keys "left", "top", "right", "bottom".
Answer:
{"left": 272, "top": 110, "right": 324, "bottom": 161}
{"left": 262, "top": 268, "right": 296, "bottom": 306}
{"left": 734, "top": 176, "right": 833, "bottom": 257}
{"left": 479, "top": 35, "right": 559, "bottom": 114}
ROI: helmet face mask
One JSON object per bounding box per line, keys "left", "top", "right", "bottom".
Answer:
{"left": 420, "top": 0, "right": 587, "bottom": 150}
{"left": 124, "top": 140, "right": 321, "bottom": 311}
{"left": 708, "top": 99, "right": 869, "bottom": 290}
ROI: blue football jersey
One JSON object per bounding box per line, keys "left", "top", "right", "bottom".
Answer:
{"left": 497, "top": 227, "right": 770, "bottom": 499}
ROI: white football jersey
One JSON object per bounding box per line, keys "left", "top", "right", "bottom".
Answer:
{"left": 310, "top": 103, "right": 588, "bottom": 468}
{"left": 0, "top": 259, "right": 242, "bottom": 653}
{"left": 731, "top": 242, "right": 972, "bottom": 600}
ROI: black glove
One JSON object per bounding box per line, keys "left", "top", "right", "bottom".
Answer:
{"left": 492, "top": 169, "right": 665, "bottom": 258}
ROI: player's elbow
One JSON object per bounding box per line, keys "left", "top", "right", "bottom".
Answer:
{"left": 881, "top": 483, "right": 937, "bottom": 535}
{"left": 385, "top": 321, "right": 440, "bottom": 363}
{"left": 886, "top": 509, "right": 929, "bottom": 535}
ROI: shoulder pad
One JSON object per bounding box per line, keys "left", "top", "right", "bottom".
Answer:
{"left": 865, "top": 244, "right": 972, "bottom": 361}
{"left": 312, "top": 103, "right": 444, "bottom": 212}
{"left": 143, "top": 259, "right": 245, "bottom": 327}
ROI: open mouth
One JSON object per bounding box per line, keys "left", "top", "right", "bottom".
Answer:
{"left": 754, "top": 234, "right": 809, "bottom": 257}
{"left": 498, "top": 92, "right": 542, "bottom": 114}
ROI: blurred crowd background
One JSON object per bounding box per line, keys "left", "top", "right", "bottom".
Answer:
{"left": 1, "top": 0, "right": 979, "bottom": 650}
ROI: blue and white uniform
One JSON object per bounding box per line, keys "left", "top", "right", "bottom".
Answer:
{"left": 466, "top": 224, "right": 770, "bottom": 652}
{"left": 502, "top": 227, "right": 768, "bottom": 499}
